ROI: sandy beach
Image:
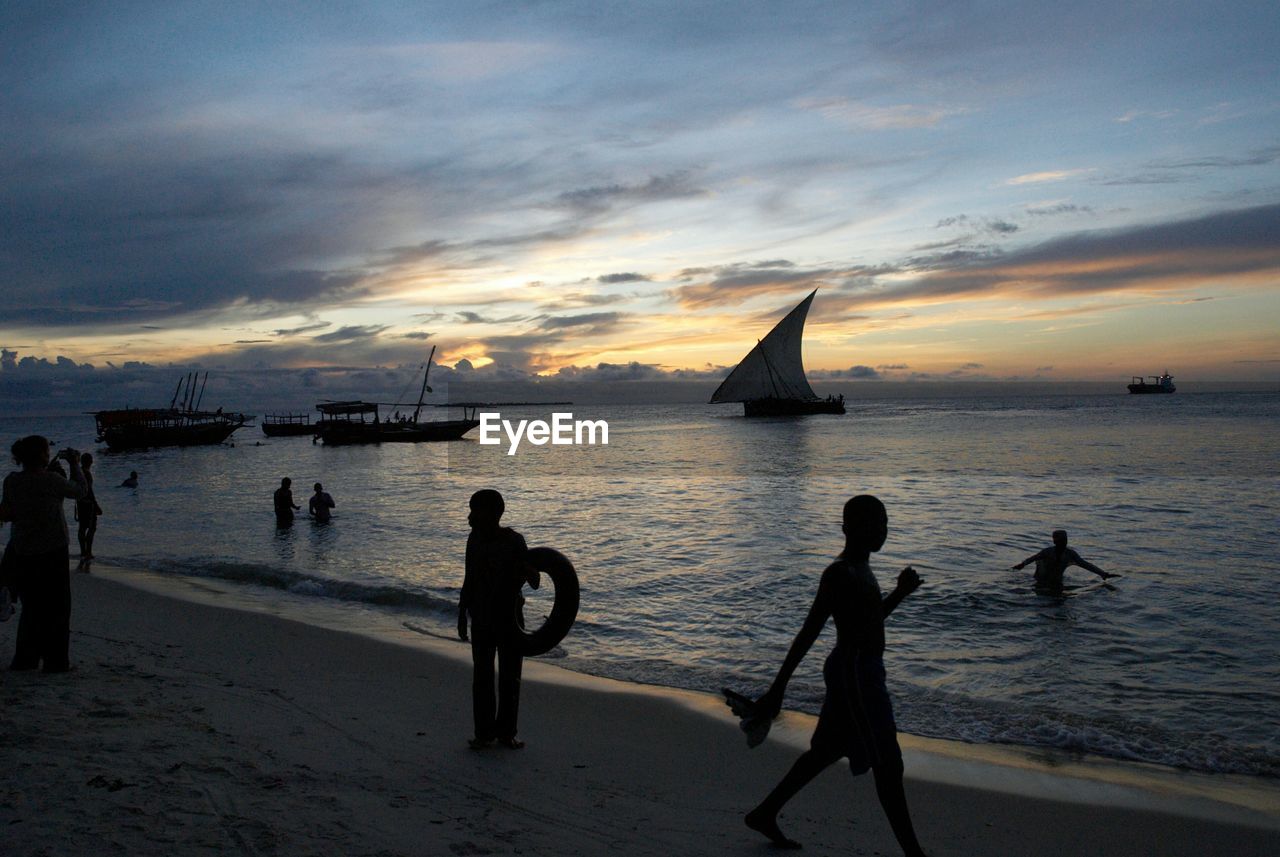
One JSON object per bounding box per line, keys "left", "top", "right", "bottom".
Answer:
{"left": 2, "top": 569, "right": 1277, "bottom": 857}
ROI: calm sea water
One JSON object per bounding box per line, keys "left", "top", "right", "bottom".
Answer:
{"left": 4, "top": 392, "right": 1278, "bottom": 777}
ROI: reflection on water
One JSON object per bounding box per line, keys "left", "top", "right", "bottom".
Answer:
{"left": 3, "top": 392, "right": 1278, "bottom": 776}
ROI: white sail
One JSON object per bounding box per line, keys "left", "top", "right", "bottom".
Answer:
{"left": 709, "top": 290, "right": 820, "bottom": 403}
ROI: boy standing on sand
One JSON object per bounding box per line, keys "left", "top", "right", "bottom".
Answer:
{"left": 741, "top": 494, "right": 930, "bottom": 857}
{"left": 457, "top": 489, "right": 539, "bottom": 749}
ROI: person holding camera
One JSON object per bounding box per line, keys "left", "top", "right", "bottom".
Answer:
{"left": 0, "top": 435, "right": 87, "bottom": 672}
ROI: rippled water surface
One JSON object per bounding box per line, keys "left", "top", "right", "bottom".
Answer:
{"left": 6, "top": 391, "right": 1278, "bottom": 777}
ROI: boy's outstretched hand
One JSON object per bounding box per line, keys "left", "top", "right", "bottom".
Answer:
{"left": 896, "top": 565, "right": 922, "bottom": 594}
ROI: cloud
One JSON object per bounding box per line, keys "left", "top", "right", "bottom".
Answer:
{"left": 1025, "top": 203, "right": 1094, "bottom": 217}
{"left": 537, "top": 292, "right": 627, "bottom": 311}
{"left": 539, "top": 312, "right": 622, "bottom": 330}
{"left": 554, "top": 361, "right": 666, "bottom": 381}
{"left": 796, "top": 97, "right": 966, "bottom": 130}
{"left": 1149, "top": 145, "right": 1280, "bottom": 170}
{"left": 845, "top": 203, "right": 1280, "bottom": 310}
{"left": 597, "top": 272, "right": 650, "bottom": 284}
{"left": 671, "top": 262, "right": 891, "bottom": 309}
{"left": 456, "top": 311, "right": 528, "bottom": 325}
{"left": 1005, "top": 168, "right": 1095, "bottom": 186}
{"left": 936, "top": 215, "right": 1020, "bottom": 235}
{"left": 812, "top": 365, "right": 882, "bottom": 379}
{"left": 311, "top": 325, "right": 390, "bottom": 343}
{"left": 552, "top": 172, "right": 707, "bottom": 215}
{"left": 273, "top": 321, "right": 333, "bottom": 336}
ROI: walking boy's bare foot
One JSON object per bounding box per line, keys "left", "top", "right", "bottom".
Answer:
{"left": 745, "top": 808, "right": 802, "bottom": 849}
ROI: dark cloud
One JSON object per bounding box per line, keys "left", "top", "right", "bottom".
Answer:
{"left": 597, "top": 272, "right": 650, "bottom": 284}
{"left": 671, "top": 263, "right": 838, "bottom": 308}
{"left": 936, "top": 214, "right": 1019, "bottom": 235}
{"left": 812, "top": 365, "right": 882, "bottom": 379}
{"left": 554, "top": 362, "right": 665, "bottom": 381}
{"left": 456, "top": 311, "right": 528, "bottom": 325}
{"left": 1149, "top": 146, "right": 1280, "bottom": 170}
{"left": 311, "top": 325, "right": 390, "bottom": 343}
{"left": 539, "top": 312, "right": 622, "bottom": 330}
{"left": 538, "top": 292, "right": 627, "bottom": 311}
{"left": 273, "top": 321, "right": 333, "bottom": 337}
{"left": 553, "top": 172, "right": 706, "bottom": 215}
{"left": 847, "top": 203, "right": 1280, "bottom": 309}
{"left": 1026, "top": 204, "right": 1095, "bottom": 217}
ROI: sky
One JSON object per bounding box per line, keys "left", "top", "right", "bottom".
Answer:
{"left": 2, "top": 0, "right": 1278, "bottom": 407}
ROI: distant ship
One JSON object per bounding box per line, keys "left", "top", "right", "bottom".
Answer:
{"left": 93, "top": 372, "right": 253, "bottom": 451}
{"left": 709, "top": 289, "right": 845, "bottom": 417}
{"left": 1128, "top": 372, "right": 1176, "bottom": 395}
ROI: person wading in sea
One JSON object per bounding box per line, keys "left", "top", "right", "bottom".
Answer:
{"left": 457, "top": 489, "right": 539, "bottom": 749}
{"left": 739, "top": 494, "right": 930, "bottom": 857}
{"left": 273, "top": 477, "right": 300, "bottom": 528}
{"left": 1013, "top": 529, "right": 1114, "bottom": 592}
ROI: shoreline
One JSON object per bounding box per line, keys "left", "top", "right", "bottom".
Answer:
{"left": 72, "top": 564, "right": 1280, "bottom": 824}
{"left": 2, "top": 567, "right": 1277, "bottom": 856}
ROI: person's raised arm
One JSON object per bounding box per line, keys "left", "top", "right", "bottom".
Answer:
{"left": 882, "top": 566, "right": 922, "bottom": 618}
{"left": 757, "top": 573, "right": 834, "bottom": 717}
{"left": 60, "top": 450, "right": 88, "bottom": 500}
{"left": 1012, "top": 549, "right": 1042, "bottom": 571}
{"left": 1072, "top": 552, "right": 1112, "bottom": 579}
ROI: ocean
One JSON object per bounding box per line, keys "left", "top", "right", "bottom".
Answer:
{"left": 3, "top": 391, "right": 1278, "bottom": 779}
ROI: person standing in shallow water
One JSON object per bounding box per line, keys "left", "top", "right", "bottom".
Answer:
{"left": 457, "top": 489, "right": 539, "bottom": 749}
{"left": 274, "top": 477, "right": 300, "bottom": 527}
{"left": 0, "top": 436, "right": 87, "bottom": 673}
{"left": 742, "top": 495, "right": 930, "bottom": 857}
{"left": 308, "top": 482, "right": 335, "bottom": 523}
{"left": 1013, "top": 529, "right": 1114, "bottom": 591}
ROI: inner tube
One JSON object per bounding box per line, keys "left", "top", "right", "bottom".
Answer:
{"left": 517, "top": 547, "right": 580, "bottom": 656}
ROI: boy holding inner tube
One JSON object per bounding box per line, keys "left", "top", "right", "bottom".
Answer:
{"left": 457, "top": 489, "right": 539, "bottom": 749}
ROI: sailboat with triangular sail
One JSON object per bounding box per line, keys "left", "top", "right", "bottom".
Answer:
{"left": 709, "top": 289, "right": 845, "bottom": 417}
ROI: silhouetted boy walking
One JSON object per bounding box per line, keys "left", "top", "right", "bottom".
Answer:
{"left": 742, "top": 494, "right": 929, "bottom": 856}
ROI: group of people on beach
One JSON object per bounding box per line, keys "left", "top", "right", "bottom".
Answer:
{"left": 2, "top": 430, "right": 1115, "bottom": 857}
{"left": 272, "top": 477, "right": 335, "bottom": 526}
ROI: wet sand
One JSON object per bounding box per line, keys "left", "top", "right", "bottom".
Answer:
{"left": 1, "top": 569, "right": 1277, "bottom": 856}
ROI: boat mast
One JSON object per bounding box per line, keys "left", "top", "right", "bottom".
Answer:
{"left": 412, "top": 345, "right": 436, "bottom": 423}
{"left": 169, "top": 377, "right": 184, "bottom": 409}
{"left": 195, "top": 372, "right": 209, "bottom": 411}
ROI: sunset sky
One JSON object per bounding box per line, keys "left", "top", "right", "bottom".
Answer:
{"left": 2, "top": 1, "right": 1278, "bottom": 393}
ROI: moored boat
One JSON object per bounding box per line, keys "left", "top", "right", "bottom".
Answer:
{"left": 1128, "top": 372, "right": 1176, "bottom": 394}
{"left": 710, "top": 289, "right": 845, "bottom": 417}
{"left": 93, "top": 372, "right": 253, "bottom": 450}
{"left": 261, "top": 413, "right": 316, "bottom": 437}
{"left": 313, "top": 347, "right": 480, "bottom": 445}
